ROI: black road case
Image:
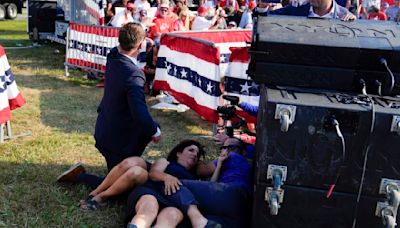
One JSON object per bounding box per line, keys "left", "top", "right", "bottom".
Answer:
{"left": 252, "top": 86, "right": 400, "bottom": 227}
{"left": 248, "top": 16, "right": 400, "bottom": 95}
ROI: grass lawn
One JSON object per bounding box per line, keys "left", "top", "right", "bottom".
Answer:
{"left": 0, "top": 20, "right": 216, "bottom": 227}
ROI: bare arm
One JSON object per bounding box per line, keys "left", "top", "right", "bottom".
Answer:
{"left": 149, "top": 158, "right": 182, "bottom": 195}
{"left": 210, "top": 151, "right": 229, "bottom": 182}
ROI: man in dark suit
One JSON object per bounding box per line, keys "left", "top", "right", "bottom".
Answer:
{"left": 255, "top": 0, "right": 356, "bottom": 20}
{"left": 58, "top": 23, "right": 161, "bottom": 188}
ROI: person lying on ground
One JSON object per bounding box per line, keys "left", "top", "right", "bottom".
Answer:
{"left": 79, "top": 157, "right": 149, "bottom": 211}
{"left": 125, "top": 139, "right": 222, "bottom": 228}
{"left": 166, "top": 137, "right": 252, "bottom": 228}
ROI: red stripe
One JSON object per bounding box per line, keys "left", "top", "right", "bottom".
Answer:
{"left": 236, "top": 110, "right": 257, "bottom": 123}
{"left": 9, "top": 93, "right": 26, "bottom": 110}
{"left": 161, "top": 35, "right": 220, "bottom": 65}
{"left": 0, "top": 107, "right": 11, "bottom": 124}
{"left": 153, "top": 81, "right": 219, "bottom": 123}
{"left": 67, "top": 58, "right": 106, "bottom": 72}
{"left": 177, "top": 30, "right": 252, "bottom": 44}
{"left": 229, "top": 47, "right": 250, "bottom": 63}
{"left": 70, "top": 22, "right": 120, "bottom": 37}
{"left": 78, "top": 0, "right": 101, "bottom": 20}
{"left": 0, "top": 45, "right": 5, "bottom": 57}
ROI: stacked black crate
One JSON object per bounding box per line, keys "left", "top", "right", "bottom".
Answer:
{"left": 247, "top": 16, "right": 400, "bottom": 228}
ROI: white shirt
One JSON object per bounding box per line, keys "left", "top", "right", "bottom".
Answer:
{"left": 361, "top": 0, "right": 381, "bottom": 10}
{"left": 191, "top": 16, "right": 212, "bottom": 30}
{"left": 133, "top": 0, "right": 151, "bottom": 20}
{"left": 308, "top": 1, "right": 336, "bottom": 18}
{"left": 110, "top": 10, "right": 136, "bottom": 27}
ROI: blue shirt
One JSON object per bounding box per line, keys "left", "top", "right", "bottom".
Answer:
{"left": 214, "top": 152, "right": 252, "bottom": 193}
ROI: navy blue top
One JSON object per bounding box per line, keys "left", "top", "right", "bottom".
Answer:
{"left": 213, "top": 152, "right": 253, "bottom": 193}
{"left": 165, "top": 161, "right": 198, "bottom": 180}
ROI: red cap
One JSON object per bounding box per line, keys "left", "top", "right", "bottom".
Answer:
{"left": 197, "top": 6, "right": 208, "bottom": 15}
{"left": 248, "top": 1, "right": 256, "bottom": 10}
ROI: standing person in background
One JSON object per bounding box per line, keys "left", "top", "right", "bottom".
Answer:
{"left": 174, "top": 7, "right": 191, "bottom": 31}
{"left": 191, "top": 6, "right": 219, "bottom": 30}
{"left": 110, "top": 2, "right": 137, "bottom": 27}
{"left": 210, "top": 8, "right": 229, "bottom": 29}
{"left": 148, "top": 2, "right": 175, "bottom": 41}
{"left": 238, "top": 1, "right": 256, "bottom": 28}
{"left": 386, "top": 0, "right": 400, "bottom": 21}
{"left": 57, "top": 23, "right": 161, "bottom": 189}
{"left": 267, "top": 0, "right": 356, "bottom": 20}
{"left": 134, "top": 0, "right": 151, "bottom": 20}
{"left": 359, "top": 0, "right": 381, "bottom": 18}
{"left": 367, "top": 5, "right": 387, "bottom": 19}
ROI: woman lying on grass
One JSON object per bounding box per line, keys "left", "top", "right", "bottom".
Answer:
{"left": 126, "top": 137, "right": 252, "bottom": 228}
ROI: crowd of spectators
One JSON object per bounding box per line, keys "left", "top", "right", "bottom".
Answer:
{"left": 105, "top": 0, "right": 399, "bottom": 34}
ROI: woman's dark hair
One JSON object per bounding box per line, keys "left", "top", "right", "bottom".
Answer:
{"left": 167, "top": 139, "right": 206, "bottom": 162}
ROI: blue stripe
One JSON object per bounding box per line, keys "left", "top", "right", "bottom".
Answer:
{"left": 69, "top": 40, "right": 111, "bottom": 57}
{"left": 0, "top": 69, "right": 15, "bottom": 93}
{"left": 224, "top": 76, "right": 260, "bottom": 96}
{"left": 138, "top": 52, "right": 147, "bottom": 63}
{"left": 157, "top": 57, "right": 222, "bottom": 97}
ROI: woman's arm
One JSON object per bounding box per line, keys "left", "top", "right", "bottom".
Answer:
{"left": 210, "top": 151, "right": 229, "bottom": 182}
{"left": 149, "top": 158, "right": 182, "bottom": 195}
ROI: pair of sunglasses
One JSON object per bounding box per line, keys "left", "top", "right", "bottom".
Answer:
{"left": 220, "top": 145, "right": 237, "bottom": 150}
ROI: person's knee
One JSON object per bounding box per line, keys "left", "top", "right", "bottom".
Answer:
{"left": 156, "top": 207, "right": 183, "bottom": 226}
{"left": 120, "top": 157, "right": 146, "bottom": 170}
{"left": 162, "top": 207, "right": 183, "bottom": 222}
{"left": 126, "top": 166, "right": 148, "bottom": 184}
{"left": 136, "top": 195, "right": 159, "bottom": 216}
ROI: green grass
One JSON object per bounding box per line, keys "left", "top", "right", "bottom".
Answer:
{"left": 0, "top": 20, "right": 216, "bottom": 227}
{"left": 0, "top": 20, "right": 32, "bottom": 47}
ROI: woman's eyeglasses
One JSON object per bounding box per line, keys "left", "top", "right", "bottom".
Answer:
{"left": 220, "top": 145, "right": 237, "bottom": 150}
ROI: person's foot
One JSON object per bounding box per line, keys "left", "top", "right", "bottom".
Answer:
{"left": 57, "top": 162, "right": 85, "bottom": 183}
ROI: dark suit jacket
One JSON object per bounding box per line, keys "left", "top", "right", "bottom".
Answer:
{"left": 94, "top": 47, "right": 158, "bottom": 158}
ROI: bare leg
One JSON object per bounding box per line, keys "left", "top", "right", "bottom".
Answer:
{"left": 154, "top": 207, "right": 183, "bottom": 228}
{"left": 92, "top": 166, "right": 148, "bottom": 203}
{"left": 89, "top": 157, "right": 147, "bottom": 196}
{"left": 187, "top": 205, "right": 208, "bottom": 228}
{"left": 130, "top": 195, "right": 159, "bottom": 228}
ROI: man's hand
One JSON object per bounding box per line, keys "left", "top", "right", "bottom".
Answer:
{"left": 164, "top": 175, "right": 182, "bottom": 195}
{"left": 217, "top": 150, "right": 229, "bottom": 165}
{"left": 341, "top": 13, "right": 357, "bottom": 21}
{"left": 152, "top": 135, "right": 161, "bottom": 143}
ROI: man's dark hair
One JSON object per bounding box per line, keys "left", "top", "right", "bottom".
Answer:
{"left": 119, "top": 22, "right": 145, "bottom": 51}
{"left": 167, "top": 139, "right": 206, "bottom": 162}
